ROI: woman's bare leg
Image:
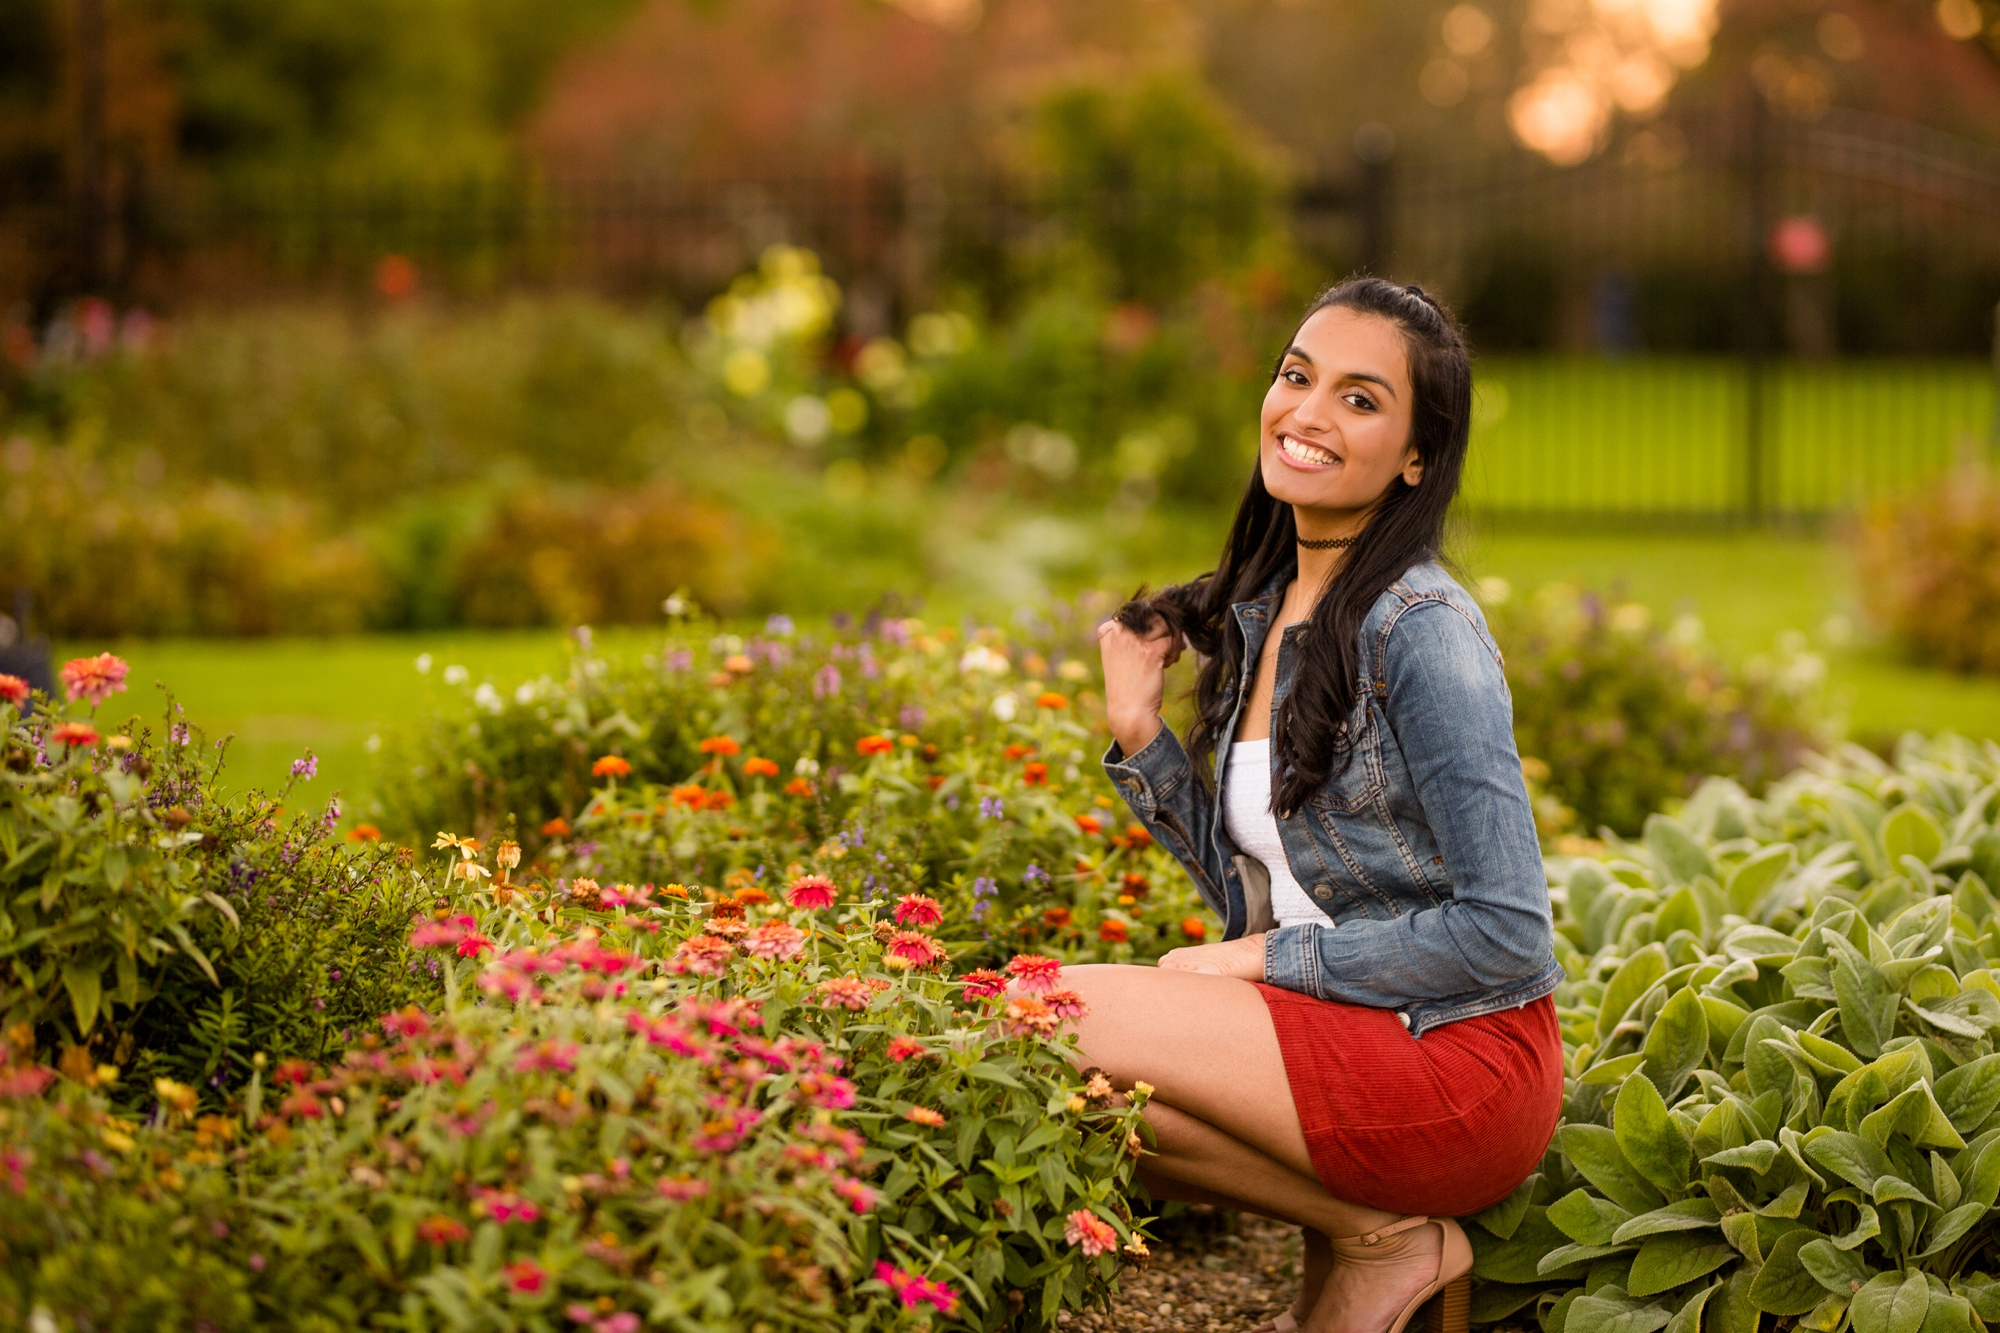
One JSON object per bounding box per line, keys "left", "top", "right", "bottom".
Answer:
{"left": 1062, "top": 964, "right": 1452, "bottom": 1333}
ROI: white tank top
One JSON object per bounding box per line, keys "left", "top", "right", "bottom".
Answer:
{"left": 1224, "top": 739, "right": 1329, "bottom": 929}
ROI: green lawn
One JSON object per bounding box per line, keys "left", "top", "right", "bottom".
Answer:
{"left": 70, "top": 531, "right": 2000, "bottom": 804}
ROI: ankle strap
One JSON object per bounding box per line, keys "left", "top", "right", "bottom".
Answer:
{"left": 1352, "top": 1216, "right": 1431, "bottom": 1246}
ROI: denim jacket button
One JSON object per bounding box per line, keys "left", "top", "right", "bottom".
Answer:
{"left": 1396, "top": 1011, "right": 1411, "bottom": 1029}
{"left": 1312, "top": 884, "right": 1333, "bottom": 900}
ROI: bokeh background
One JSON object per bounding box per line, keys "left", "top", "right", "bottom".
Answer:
{"left": 5, "top": 0, "right": 2000, "bottom": 805}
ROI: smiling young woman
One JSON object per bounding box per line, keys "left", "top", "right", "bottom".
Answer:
{"left": 1075, "top": 278, "right": 1564, "bottom": 1333}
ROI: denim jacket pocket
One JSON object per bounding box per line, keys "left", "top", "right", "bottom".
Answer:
{"left": 1304, "top": 700, "right": 1387, "bottom": 816}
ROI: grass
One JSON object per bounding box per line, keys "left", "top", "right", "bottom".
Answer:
{"left": 69, "top": 530, "right": 2000, "bottom": 807}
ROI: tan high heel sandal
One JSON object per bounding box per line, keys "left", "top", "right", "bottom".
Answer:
{"left": 1329, "top": 1215, "right": 1474, "bottom": 1333}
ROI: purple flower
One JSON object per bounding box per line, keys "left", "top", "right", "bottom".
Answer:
{"left": 899, "top": 704, "right": 926, "bottom": 730}
{"left": 170, "top": 722, "right": 190, "bottom": 745}
{"left": 1023, "top": 864, "right": 1047, "bottom": 885}
{"left": 979, "top": 796, "right": 1004, "bottom": 820}
{"left": 813, "top": 664, "right": 842, "bottom": 699}
{"left": 859, "top": 644, "right": 879, "bottom": 680}
{"left": 664, "top": 649, "right": 693, "bottom": 672}
{"left": 765, "top": 614, "right": 795, "bottom": 636}
{"left": 291, "top": 752, "right": 317, "bottom": 780}
{"left": 972, "top": 876, "right": 997, "bottom": 898}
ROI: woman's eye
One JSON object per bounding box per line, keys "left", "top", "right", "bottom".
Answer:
{"left": 1284, "top": 368, "right": 1309, "bottom": 386}
{"left": 1344, "top": 392, "right": 1377, "bottom": 411}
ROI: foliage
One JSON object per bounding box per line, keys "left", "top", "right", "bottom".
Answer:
{"left": 1468, "top": 735, "right": 2000, "bottom": 1333}
{"left": 0, "top": 822, "right": 1153, "bottom": 1330}
{"left": 370, "top": 604, "right": 1215, "bottom": 969}
{"left": 1857, "top": 470, "right": 2000, "bottom": 676}
{"left": 1482, "top": 579, "right": 1831, "bottom": 837}
{"left": 0, "top": 686, "right": 437, "bottom": 1101}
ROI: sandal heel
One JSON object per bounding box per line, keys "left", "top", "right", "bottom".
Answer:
{"left": 1422, "top": 1275, "right": 1472, "bottom": 1333}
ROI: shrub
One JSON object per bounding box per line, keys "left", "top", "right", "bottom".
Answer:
{"left": 1, "top": 673, "right": 437, "bottom": 1101}
{"left": 1470, "top": 735, "right": 2000, "bottom": 1333}
{"left": 0, "top": 826, "right": 1153, "bottom": 1330}
{"left": 1481, "top": 580, "right": 1830, "bottom": 837}
{"left": 1856, "top": 469, "right": 2000, "bottom": 675}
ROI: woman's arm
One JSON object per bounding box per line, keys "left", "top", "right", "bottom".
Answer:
{"left": 1096, "top": 620, "right": 1235, "bottom": 923}
{"left": 1260, "top": 598, "right": 1556, "bottom": 1005}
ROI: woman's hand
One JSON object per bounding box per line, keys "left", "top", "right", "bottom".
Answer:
{"left": 1097, "top": 617, "right": 1184, "bottom": 756}
{"left": 1158, "top": 933, "right": 1266, "bottom": 981}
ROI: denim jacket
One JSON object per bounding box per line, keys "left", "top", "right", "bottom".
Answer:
{"left": 1103, "top": 561, "right": 1561, "bottom": 1037}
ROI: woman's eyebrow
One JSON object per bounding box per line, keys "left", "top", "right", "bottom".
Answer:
{"left": 1341, "top": 370, "right": 1398, "bottom": 399}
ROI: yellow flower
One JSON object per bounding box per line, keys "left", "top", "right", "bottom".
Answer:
{"left": 154, "top": 1078, "right": 199, "bottom": 1119}
{"left": 1131, "top": 1080, "right": 1155, "bottom": 1100}
{"left": 1066, "top": 1095, "right": 1087, "bottom": 1114}
{"left": 453, "top": 860, "right": 493, "bottom": 883}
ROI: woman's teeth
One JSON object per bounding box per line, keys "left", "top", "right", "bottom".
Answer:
{"left": 1280, "top": 434, "right": 1337, "bottom": 466}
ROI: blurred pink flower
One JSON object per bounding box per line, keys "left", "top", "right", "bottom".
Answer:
{"left": 744, "top": 921, "right": 806, "bottom": 961}
{"left": 1005, "top": 954, "right": 1063, "bottom": 993}
{"left": 1065, "top": 1208, "right": 1119, "bottom": 1256}
{"left": 60, "top": 653, "right": 128, "bottom": 706}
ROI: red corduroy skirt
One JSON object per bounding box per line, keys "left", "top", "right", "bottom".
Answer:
{"left": 1254, "top": 986, "right": 1564, "bottom": 1217}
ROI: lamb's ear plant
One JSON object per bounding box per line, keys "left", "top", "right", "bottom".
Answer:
{"left": 1470, "top": 735, "right": 2000, "bottom": 1333}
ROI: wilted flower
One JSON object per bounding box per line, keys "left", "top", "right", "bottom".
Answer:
{"left": 885, "top": 1035, "right": 928, "bottom": 1063}
{"left": 1064, "top": 1209, "right": 1119, "bottom": 1256}
{"left": 495, "top": 840, "right": 521, "bottom": 872}
{"left": 743, "top": 756, "right": 780, "bottom": 777}
{"left": 60, "top": 653, "right": 128, "bottom": 706}
{"left": 592, "top": 755, "right": 632, "bottom": 778}
{"left": 744, "top": 921, "right": 806, "bottom": 961}
{"left": 0, "top": 675, "right": 27, "bottom": 706}
{"left": 891, "top": 894, "right": 942, "bottom": 929}
{"left": 49, "top": 722, "right": 98, "bottom": 749}
{"left": 785, "top": 875, "right": 838, "bottom": 910}
{"left": 1005, "top": 954, "right": 1063, "bottom": 993}
{"left": 904, "top": 1105, "right": 946, "bottom": 1127}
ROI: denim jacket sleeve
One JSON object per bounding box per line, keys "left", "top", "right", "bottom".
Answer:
{"left": 1101, "top": 724, "right": 1233, "bottom": 923}
{"left": 1261, "top": 598, "right": 1556, "bottom": 1006}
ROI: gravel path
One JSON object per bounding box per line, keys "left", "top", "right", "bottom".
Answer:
{"left": 1066, "top": 1210, "right": 1302, "bottom": 1333}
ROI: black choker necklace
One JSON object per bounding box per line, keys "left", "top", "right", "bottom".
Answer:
{"left": 1297, "top": 535, "right": 1359, "bottom": 550}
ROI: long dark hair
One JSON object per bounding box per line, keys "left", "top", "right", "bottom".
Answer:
{"left": 1116, "top": 276, "right": 1473, "bottom": 816}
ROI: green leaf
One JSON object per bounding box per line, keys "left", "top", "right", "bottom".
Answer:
{"left": 1612, "top": 1200, "right": 1723, "bottom": 1245}
{"left": 1830, "top": 933, "right": 1899, "bottom": 1060}
{"left": 1583, "top": 1053, "right": 1649, "bottom": 1086}
{"left": 1616, "top": 1073, "right": 1693, "bottom": 1194}
{"left": 1872, "top": 1175, "right": 1934, "bottom": 1207}
{"left": 1540, "top": 1243, "right": 1635, "bottom": 1277}
{"left": 61, "top": 958, "right": 102, "bottom": 1035}
{"left": 1727, "top": 845, "right": 1795, "bottom": 916}
{"left": 1712, "top": 1269, "right": 1762, "bottom": 1333}
{"left": 1471, "top": 1206, "right": 1584, "bottom": 1284}
{"left": 1468, "top": 1172, "right": 1539, "bottom": 1240}
{"left": 1470, "top": 1284, "right": 1546, "bottom": 1324}
{"left": 1702, "top": 1141, "right": 1781, "bottom": 1174}
{"left": 1950, "top": 1276, "right": 2000, "bottom": 1323}
{"left": 1562, "top": 1124, "right": 1668, "bottom": 1215}
{"left": 1629, "top": 1232, "right": 1737, "bottom": 1299}
{"left": 1798, "top": 1237, "right": 1871, "bottom": 1293}
{"left": 1935, "top": 1054, "right": 2000, "bottom": 1133}
{"left": 1919, "top": 1293, "right": 1977, "bottom": 1333}
{"left": 1749, "top": 1230, "right": 1833, "bottom": 1315}
{"left": 1647, "top": 815, "right": 1715, "bottom": 886}
{"left": 1600, "top": 944, "right": 1671, "bottom": 1043}
{"left": 1882, "top": 805, "right": 1946, "bottom": 866}
{"left": 1917, "top": 1202, "right": 1987, "bottom": 1257}
{"left": 1550, "top": 1188, "right": 1636, "bottom": 1246}
{"left": 1852, "top": 1272, "right": 1931, "bottom": 1333}
{"left": 1642, "top": 987, "right": 1710, "bottom": 1104}
{"left": 1567, "top": 1293, "right": 1672, "bottom": 1333}
{"left": 1830, "top": 1205, "right": 1881, "bottom": 1252}
{"left": 1795, "top": 1029, "right": 1866, "bottom": 1077}
{"left": 1801, "top": 1295, "right": 1853, "bottom": 1333}
{"left": 1663, "top": 1284, "right": 1719, "bottom": 1333}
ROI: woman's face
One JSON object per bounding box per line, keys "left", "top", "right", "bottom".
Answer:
{"left": 1258, "top": 305, "right": 1421, "bottom": 522}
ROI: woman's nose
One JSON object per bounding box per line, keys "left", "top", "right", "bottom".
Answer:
{"left": 1290, "top": 387, "right": 1340, "bottom": 433}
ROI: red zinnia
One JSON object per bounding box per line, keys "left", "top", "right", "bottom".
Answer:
{"left": 1021, "top": 762, "right": 1048, "bottom": 786}
{"left": 1098, "top": 920, "right": 1129, "bottom": 944}
{"left": 59, "top": 653, "right": 128, "bottom": 706}
{"left": 50, "top": 721, "right": 98, "bottom": 749}
{"left": 892, "top": 894, "right": 943, "bottom": 929}
{"left": 504, "top": 1258, "right": 547, "bottom": 1293}
{"left": 786, "top": 875, "right": 838, "bottom": 910}
{"left": 0, "top": 675, "right": 27, "bottom": 707}
{"left": 959, "top": 969, "right": 1008, "bottom": 1000}
{"left": 1005, "top": 954, "right": 1063, "bottom": 994}
{"left": 856, "top": 735, "right": 895, "bottom": 756}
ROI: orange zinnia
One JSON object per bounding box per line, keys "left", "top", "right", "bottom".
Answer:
{"left": 784, "top": 777, "right": 816, "bottom": 798}
{"left": 855, "top": 736, "right": 894, "bottom": 756}
{"left": 1036, "top": 691, "right": 1068, "bottom": 710}
{"left": 743, "top": 756, "right": 780, "bottom": 778}
{"left": 1021, "top": 762, "right": 1048, "bottom": 786}
{"left": 541, "top": 817, "right": 571, "bottom": 837}
{"left": 698, "top": 736, "right": 741, "bottom": 757}
{"left": 592, "top": 755, "right": 632, "bottom": 778}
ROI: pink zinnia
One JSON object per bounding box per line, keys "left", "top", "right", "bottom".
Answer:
{"left": 892, "top": 894, "right": 943, "bottom": 929}
{"left": 656, "top": 1177, "right": 710, "bottom": 1201}
{"left": 60, "top": 653, "right": 128, "bottom": 707}
{"left": 885, "top": 1035, "right": 928, "bottom": 1063}
{"left": 409, "top": 915, "right": 478, "bottom": 951}
{"left": 512, "top": 1040, "right": 578, "bottom": 1074}
{"left": 504, "top": 1258, "right": 546, "bottom": 1293}
{"left": 1065, "top": 1208, "right": 1119, "bottom": 1256}
{"left": 887, "top": 931, "right": 948, "bottom": 969}
{"left": 833, "top": 1175, "right": 878, "bottom": 1213}
{"left": 785, "top": 875, "right": 839, "bottom": 910}
{"left": 1046, "top": 989, "right": 1090, "bottom": 1021}
{"left": 959, "top": 968, "right": 1008, "bottom": 1000}
{"left": 796, "top": 1071, "right": 857, "bottom": 1110}
{"left": 475, "top": 1188, "right": 541, "bottom": 1225}
{"left": 0, "top": 675, "right": 26, "bottom": 707}
{"left": 673, "top": 935, "right": 735, "bottom": 977}
{"left": 744, "top": 921, "right": 806, "bottom": 961}
{"left": 817, "top": 976, "right": 876, "bottom": 1011}
{"left": 1005, "top": 954, "right": 1063, "bottom": 994}
{"left": 874, "top": 1261, "right": 959, "bottom": 1315}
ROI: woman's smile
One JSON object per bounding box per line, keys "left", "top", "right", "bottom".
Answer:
{"left": 1276, "top": 432, "right": 1342, "bottom": 470}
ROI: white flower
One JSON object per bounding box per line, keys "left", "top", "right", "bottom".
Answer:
{"left": 414, "top": 653, "right": 433, "bottom": 674}
{"left": 990, "top": 693, "right": 1019, "bottom": 722}
{"left": 443, "top": 664, "right": 469, "bottom": 686}
{"left": 959, "top": 645, "right": 1010, "bottom": 676}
